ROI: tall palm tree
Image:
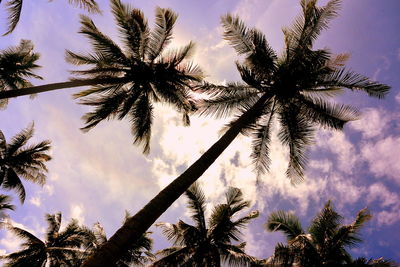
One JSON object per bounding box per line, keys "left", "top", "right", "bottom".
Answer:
{"left": 152, "top": 183, "right": 258, "bottom": 267}
{"left": 0, "top": 0, "right": 202, "bottom": 153}
{"left": 265, "top": 201, "right": 372, "bottom": 267}
{"left": 0, "top": 123, "right": 51, "bottom": 202}
{"left": 81, "top": 1, "right": 390, "bottom": 266}
{"left": 0, "top": 39, "right": 42, "bottom": 109}
{"left": 1, "top": 0, "right": 100, "bottom": 35}
{"left": 1, "top": 212, "right": 91, "bottom": 266}
{"left": 82, "top": 213, "right": 155, "bottom": 266}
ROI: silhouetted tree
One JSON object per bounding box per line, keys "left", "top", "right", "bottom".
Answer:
{"left": 0, "top": 124, "right": 51, "bottom": 202}
{"left": 82, "top": 1, "right": 390, "bottom": 266}
{"left": 153, "top": 183, "right": 258, "bottom": 267}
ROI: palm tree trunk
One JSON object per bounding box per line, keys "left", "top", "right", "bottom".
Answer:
{"left": 81, "top": 92, "right": 271, "bottom": 267}
{"left": 0, "top": 77, "right": 127, "bottom": 99}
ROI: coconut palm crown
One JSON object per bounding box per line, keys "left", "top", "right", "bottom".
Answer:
{"left": 0, "top": 40, "right": 42, "bottom": 108}
{"left": 0, "top": 124, "right": 51, "bottom": 202}
{"left": 1, "top": 0, "right": 100, "bottom": 35}
{"left": 197, "top": 0, "right": 389, "bottom": 182}
{"left": 265, "top": 201, "right": 372, "bottom": 266}
{"left": 1, "top": 212, "right": 91, "bottom": 266}
{"left": 67, "top": 0, "right": 203, "bottom": 153}
{"left": 153, "top": 183, "right": 259, "bottom": 267}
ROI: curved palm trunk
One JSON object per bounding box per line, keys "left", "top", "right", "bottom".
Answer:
{"left": 81, "top": 93, "right": 271, "bottom": 267}
{"left": 0, "top": 77, "right": 126, "bottom": 99}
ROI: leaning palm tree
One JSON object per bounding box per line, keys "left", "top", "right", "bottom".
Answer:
{"left": 1, "top": 212, "right": 91, "bottom": 266}
{"left": 0, "top": 123, "right": 51, "bottom": 202}
{"left": 1, "top": 0, "right": 100, "bottom": 35}
{"left": 81, "top": 214, "right": 155, "bottom": 266}
{"left": 153, "top": 183, "right": 258, "bottom": 267}
{"left": 265, "top": 201, "right": 372, "bottom": 267}
{"left": 0, "top": 0, "right": 202, "bottom": 153}
{"left": 82, "top": 1, "right": 390, "bottom": 266}
{"left": 0, "top": 39, "right": 42, "bottom": 109}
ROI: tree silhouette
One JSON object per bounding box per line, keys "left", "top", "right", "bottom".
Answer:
{"left": 153, "top": 183, "right": 258, "bottom": 267}
{"left": 1, "top": 212, "right": 91, "bottom": 266}
{"left": 81, "top": 1, "right": 390, "bottom": 266}
{"left": 265, "top": 201, "right": 372, "bottom": 266}
{"left": 0, "top": 124, "right": 51, "bottom": 202}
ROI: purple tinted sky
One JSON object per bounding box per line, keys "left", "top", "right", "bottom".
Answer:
{"left": 0, "top": 0, "right": 399, "bottom": 263}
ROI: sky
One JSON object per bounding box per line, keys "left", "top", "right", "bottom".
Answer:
{"left": 0, "top": 0, "right": 399, "bottom": 264}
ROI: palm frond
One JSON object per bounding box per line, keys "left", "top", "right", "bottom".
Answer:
{"left": 3, "top": 0, "right": 23, "bottom": 35}
{"left": 148, "top": 7, "right": 177, "bottom": 61}
{"left": 130, "top": 93, "right": 153, "bottom": 154}
{"left": 198, "top": 83, "right": 260, "bottom": 119}
{"left": 219, "top": 243, "right": 257, "bottom": 267}
{"left": 46, "top": 213, "right": 62, "bottom": 244}
{"left": 319, "top": 68, "right": 390, "bottom": 98}
{"left": 7, "top": 123, "right": 34, "bottom": 156}
{"left": 221, "top": 14, "right": 255, "bottom": 56}
{"left": 110, "top": 0, "right": 149, "bottom": 59}
{"left": 2, "top": 168, "right": 26, "bottom": 202}
{"left": 266, "top": 210, "right": 304, "bottom": 241}
{"left": 298, "top": 94, "right": 360, "bottom": 130}
{"left": 278, "top": 104, "right": 315, "bottom": 183}
{"left": 251, "top": 99, "right": 276, "bottom": 176}
{"left": 185, "top": 183, "right": 207, "bottom": 233}
{"left": 67, "top": 0, "right": 101, "bottom": 13}
{"left": 78, "top": 15, "right": 128, "bottom": 66}
{"left": 0, "top": 194, "right": 15, "bottom": 211}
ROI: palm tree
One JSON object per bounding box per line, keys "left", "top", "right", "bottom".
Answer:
{"left": 0, "top": 39, "right": 42, "bottom": 109}
{"left": 81, "top": 1, "right": 390, "bottom": 266}
{"left": 82, "top": 213, "right": 155, "bottom": 266}
{"left": 1, "top": 0, "right": 100, "bottom": 35}
{"left": 0, "top": 123, "right": 51, "bottom": 203}
{"left": 0, "top": 0, "right": 202, "bottom": 153}
{"left": 265, "top": 201, "right": 372, "bottom": 267}
{"left": 152, "top": 183, "right": 258, "bottom": 267}
{"left": 1, "top": 212, "right": 91, "bottom": 266}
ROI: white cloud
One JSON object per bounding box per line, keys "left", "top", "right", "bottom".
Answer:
{"left": 70, "top": 204, "right": 85, "bottom": 225}
{"left": 360, "top": 136, "right": 400, "bottom": 184}
{"left": 316, "top": 130, "right": 358, "bottom": 174}
{"left": 350, "top": 108, "right": 390, "bottom": 139}
{"left": 29, "top": 197, "right": 41, "bottom": 207}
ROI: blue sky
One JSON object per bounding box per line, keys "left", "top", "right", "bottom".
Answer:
{"left": 0, "top": 0, "right": 399, "bottom": 263}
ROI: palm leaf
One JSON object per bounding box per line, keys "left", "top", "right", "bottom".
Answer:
{"left": 266, "top": 210, "right": 304, "bottom": 241}
{"left": 148, "top": 7, "right": 177, "bottom": 61}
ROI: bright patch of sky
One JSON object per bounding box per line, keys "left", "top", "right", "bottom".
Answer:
{"left": 0, "top": 0, "right": 399, "bottom": 263}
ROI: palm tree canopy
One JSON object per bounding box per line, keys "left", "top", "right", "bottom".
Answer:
{"left": 66, "top": 0, "right": 203, "bottom": 153}
{"left": 197, "top": 0, "right": 390, "bottom": 183}
{"left": 2, "top": 0, "right": 100, "bottom": 35}
{"left": 1, "top": 212, "right": 92, "bottom": 267}
{"left": 153, "top": 183, "right": 259, "bottom": 267}
{"left": 0, "top": 40, "right": 42, "bottom": 108}
{"left": 0, "top": 123, "right": 51, "bottom": 202}
{"left": 265, "top": 201, "right": 372, "bottom": 266}
{"left": 83, "top": 214, "right": 155, "bottom": 266}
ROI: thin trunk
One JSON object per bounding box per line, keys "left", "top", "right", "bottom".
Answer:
{"left": 0, "top": 77, "right": 126, "bottom": 99}
{"left": 81, "top": 93, "right": 271, "bottom": 267}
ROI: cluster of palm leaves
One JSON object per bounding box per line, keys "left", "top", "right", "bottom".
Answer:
{"left": 0, "top": 0, "right": 394, "bottom": 266}
{"left": 1, "top": 185, "right": 395, "bottom": 267}
{"left": 0, "top": 212, "right": 154, "bottom": 266}
{"left": 153, "top": 183, "right": 259, "bottom": 267}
